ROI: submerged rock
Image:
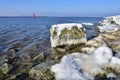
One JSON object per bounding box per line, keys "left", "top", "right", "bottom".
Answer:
{"left": 29, "top": 60, "right": 55, "bottom": 80}
{"left": 0, "top": 62, "right": 12, "bottom": 75}
{"left": 50, "top": 23, "right": 87, "bottom": 47}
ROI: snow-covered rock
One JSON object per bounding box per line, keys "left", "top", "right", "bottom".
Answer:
{"left": 111, "top": 57, "right": 120, "bottom": 65}
{"left": 51, "top": 46, "right": 120, "bottom": 80}
{"left": 51, "top": 53, "right": 94, "bottom": 80}
{"left": 100, "top": 15, "right": 120, "bottom": 26}
{"left": 97, "top": 25, "right": 118, "bottom": 32}
{"left": 93, "top": 46, "right": 113, "bottom": 65}
{"left": 97, "top": 15, "right": 120, "bottom": 33}
{"left": 50, "top": 23, "right": 87, "bottom": 47}
{"left": 51, "top": 45, "right": 120, "bottom": 79}
{"left": 82, "top": 22, "right": 94, "bottom": 26}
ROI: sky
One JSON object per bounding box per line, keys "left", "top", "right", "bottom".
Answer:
{"left": 0, "top": 0, "right": 120, "bottom": 17}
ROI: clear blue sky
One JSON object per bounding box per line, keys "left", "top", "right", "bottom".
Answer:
{"left": 0, "top": 0, "right": 120, "bottom": 17}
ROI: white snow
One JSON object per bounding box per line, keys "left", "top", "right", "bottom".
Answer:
{"left": 107, "top": 15, "right": 120, "bottom": 25}
{"left": 51, "top": 23, "right": 84, "bottom": 36}
{"left": 51, "top": 54, "right": 94, "bottom": 80}
{"left": 102, "top": 15, "right": 120, "bottom": 26}
{"left": 97, "top": 25, "right": 118, "bottom": 32}
{"left": 50, "top": 37, "right": 58, "bottom": 48}
{"left": 98, "top": 15, "right": 120, "bottom": 32}
{"left": 51, "top": 45, "right": 120, "bottom": 80}
{"left": 111, "top": 57, "right": 120, "bottom": 65}
{"left": 82, "top": 22, "right": 94, "bottom": 26}
{"left": 93, "top": 46, "right": 113, "bottom": 65}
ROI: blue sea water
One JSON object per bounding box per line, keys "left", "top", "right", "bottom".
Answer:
{"left": 0, "top": 17, "right": 103, "bottom": 53}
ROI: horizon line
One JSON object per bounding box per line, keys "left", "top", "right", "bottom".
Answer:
{"left": 0, "top": 15, "right": 104, "bottom": 18}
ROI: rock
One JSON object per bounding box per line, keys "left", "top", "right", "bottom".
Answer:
{"left": 85, "top": 34, "right": 106, "bottom": 48}
{"left": 94, "top": 75, "right": 107, "bottom": 80}
{"left": 29, "top": 60, "right": 55, "bottom": 80}
{"left": 32, "top": 52, "right": 45, "bottom": 64}
{"left": 100, "top": 15, "right": 120, "bottom": 26}
{"left": 51, "top": 46, "right": 120, "bottom": 80}
{"left": 97, "top": 25, "right": 118, "bottom": 33}
{"left": 50, "top": 23, "right": 87, "bottom": 47}
{"left": 97, "top": 15, "right": 120, "bottom": 33}
{"left": 81, "top": 47, "right": 96, "bottom": 53}
{"left": 107, "top": 73, "right": 117, "bottom": 78}
{"left": 93, "top": 46, "right": 113, "bottom": 65}
{"left": 0, "top": 63, "right": 12, "bottom": 75}
{"left": 51, "top": 53, "right": 94, "bottom": 80}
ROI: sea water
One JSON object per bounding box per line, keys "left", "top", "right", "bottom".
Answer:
{"left": 0, "top": 17, "right": 103, "bottom": 54}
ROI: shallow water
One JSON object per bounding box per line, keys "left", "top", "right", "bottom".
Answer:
{"left": 0, "top": 17, "right": 103, "bottom": 54}
{"left": 0, "top": 17, "right": 105, "bottom": 79}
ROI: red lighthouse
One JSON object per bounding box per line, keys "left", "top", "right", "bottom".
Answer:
{"left": 32, "top": 13, "right": 36, "bottom": 18}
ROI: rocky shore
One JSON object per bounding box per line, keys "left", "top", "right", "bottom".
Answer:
{"left": 50, "top": 15, "right": 120, "bottom": 80}
{"left": 0, "top": 15, "right": 120, "bottom": 80}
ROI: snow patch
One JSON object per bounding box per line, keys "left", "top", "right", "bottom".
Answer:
{"left": 50, "top": 23, "right": 87, "bottom": 47}
{"left": 52, "top": 23, "right": 84, "bottom": 36}
{"left": 101, "top": 15, "right": 120, "bottom": 26}
{"left": 111, "top": 57, "right": 120, "bottom": 65}
{"left": 51, "top": 54, "right": 94, "bottom": 80}
{"left": 97, "top": 25, "right": 118, "bottom": 32}
{"left": 93, "top": 46, "right": 113, "bottom": 65}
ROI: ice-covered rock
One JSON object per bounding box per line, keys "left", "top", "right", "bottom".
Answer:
{"left": 51, "top": 45, "right": 120, "bottom": 80}
{"left": 93, "top": 46, "right": 113, "bottom": 65}
{"left": 100, "top": 15, "right": 120, "bottom": 26}
{"left": 111, "top": 57, "right": 120, "bottom": 65}
{"left": 82, "top": 22, "right": 94, "bottom": 26}
{"left": 97, "top": 15, "right": 120, "bottom": 33}
{"left": 97, "top": 25, "right": 118, "bottom": 32}
{"left": 106, "top": 15, "right": 120, "bottom": 25}
{"left": 51, "top": 53, "right": 94, "bottom": 80}
{"left": 50, "top": 23, "right": 87, "bottom": 47}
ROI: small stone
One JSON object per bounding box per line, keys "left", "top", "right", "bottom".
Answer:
{"left": 0, "top": 63, "right": 9, "bottom": 74}
{"left": 32, "top": 52, "right": 45, "bottom": 62}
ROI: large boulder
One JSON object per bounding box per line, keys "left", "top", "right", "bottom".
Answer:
{"left": 50, "top": 23, "right": 87, "bottom": 47}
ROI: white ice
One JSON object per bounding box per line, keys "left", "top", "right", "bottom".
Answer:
{"left": 51, "top": 23, "right": 84, "bottom": 36}
{"left": 51, "top": 46, "right": 119, "bottom": 80}
{"left": 97, "top": 25, "right": 118, "bottom": 32}
{"left": 82, "top": 22, "right": 94, "bottom": 26}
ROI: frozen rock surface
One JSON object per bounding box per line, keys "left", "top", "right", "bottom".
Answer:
{"left": 51, "top": 46, "right": 120, "bottom": 80}
{"left": 97, "top": 15, "right": 120, "bottom": 32}
{"left": 50, "top": 23, "right": 87, "bottom": 47}
{"left": 100, "top": 15, "right": 120, "bottom": 26}
{"left": 51, "top": 53, "right": 94, "bottom": 80}
{"left": 97, "top": 25, "right": 118, "bottom": 32}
